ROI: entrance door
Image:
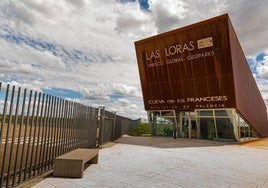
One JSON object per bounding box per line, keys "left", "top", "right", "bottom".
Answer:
{"left": 181, "top": 112, "right": 197, "bottom": 138}
{"left": 191, "top": 120, "right": 198, "bottom": 138}
{"left": 199, "top": 118, "right": 216, "bottom": 139}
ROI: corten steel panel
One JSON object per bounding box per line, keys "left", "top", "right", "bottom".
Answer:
{"left": 228, "top": 19, "right": 268, "bottom": 136}
{"left": 135, "top": 14, "right": 236, "bottom": 111}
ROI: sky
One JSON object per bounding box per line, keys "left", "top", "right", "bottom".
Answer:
{"left": 0, "top": 0, "right": 268, "bottom": 121}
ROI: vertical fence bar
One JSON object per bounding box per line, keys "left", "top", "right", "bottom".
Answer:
{"left": 53, "top": 97, "right": 59, "bottom": 159}
{"left": 0, "top": 84, "right": 10, "bottom": 187}
{"left": 97, "top": 107, "right": 105, "bottom": 147}
{"left": 112, "top": 112, "right": 116, "bottom": 141}
{"left": 84, "top": 106, "right": 87, "bottom": 147}
{"left": 47, "top": 96, "right": 53, "bottom": 168}
{"left": 80, "top": 105, "right": 84, "bottom": 147}
{"left": 62, "top": 100, "right": 68, "bottom": 154}
{"left": 25, "top": 91, "right": 37, "bottom": 179}
{"left": 8, "top": 86, "right": 21, "bottom": 187}
{"left": 66, "top": 101, "right": 71, "bottom": 150}
{"left": 1, "top": 85, "right": 15, "bottom": 187}
{"left": 85, "top": 107, "right": 89, "bottom": 147}
{"left": 13, "top": 88, "right": 27, "bottom": 186}
{"left": 21, "top": 89, "right": 32, "bottom": 181}
{"left": 48, "top": 96, "right": 55, "bottom": 169}
{"left": 49, "top": 96, "right": 56, "bottom": 168}
{"left": 64, "top": 101, "right": 68, "bottom": 152}
{"left": 53, "top": 97, "right": 58, "bottom": 158}
{"left": 28, "top": 91, "right": 39, "bottom": 177}
{"left": 55, "top": 97, "right": 60, "bottom": 154}
{"left": 47, "top": 96, "right": 54, "bottom": 169}
{"left": 57, "top": 98, "right": 63, "bottom": 156}
{"left": 52, "top": 97, "right": 59, "bottom": 162}
{"left": 73, "top": 102, "right": 79, "bottom": 149}
{"left": 44, "top": 95, "right": 50, "bottom": 170}
{"left": 30, "top": 92, "right": 41, "bottom": 177}
{"left": 71, "top": 102, "right": 76, "bottom": 149}
{"left": 85, "top": 106, "right": 88, "bottom": 147}
{"left": 59, "top": 99, "right": 65, "bottom": 156}
{"left": 66, "top": 102, "right": 73, "bottom": 152}
{"left": 60, "top": 99, "right": 65, "bottom": 154}
{"left": 36, "top": 93, "right": 45, "bottom": 175}
{"left": 51, "top": 97, "right": 58, "bottom": 163}
{"left": 17, "top": 89, "right": 28, "bottom": 182}
{"left": 41, "top": 94, "right": 49, "bottom": 172}
{"left": 69, "top": 102, "right": 76, "bottom": 150}
{"left": 77, "top": 104, "right": 82, "bottom": 147}
{"left": 68, "top": 101, "right": 74, "bottom": 150}
{"left": 69, "top": 101, "right": 74, "bottom": 151}
{"left": 86, "top": 106, "right": 90, "bottom": 147}
{"left": 58, "top": 98, "right": 63, "bottom": 155}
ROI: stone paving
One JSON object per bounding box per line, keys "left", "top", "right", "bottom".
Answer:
{"left": 32, "top": 136, "right": 268, "bottom": 188}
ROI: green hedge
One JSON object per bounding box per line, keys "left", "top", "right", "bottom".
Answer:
{"left": 127, "top": 123, "right": 150, "bottom": 136}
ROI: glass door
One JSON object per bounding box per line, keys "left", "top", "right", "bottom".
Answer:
{"left": 180, "top": 112, "right": 197, "bottom": 138}
{"left": 198, "top": 118, "right": 216, "bottom": 139}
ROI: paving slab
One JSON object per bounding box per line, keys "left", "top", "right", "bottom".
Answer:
{"left": 32, "top": 136, "right": 268, "bottom": 188}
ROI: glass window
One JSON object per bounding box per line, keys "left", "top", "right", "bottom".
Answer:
{"left": 161, "top": 111, "right": 175, "bottom": 117}
{"left": 198, "top": 118, "right": 216, "bottom": 139}
{"left": 216, "top": 118, "right": 235, "bottom": 140}
{"left": 196, "top": 110, "right": 213, "bottom": 116}
{"left": 155, "top": 117, "right": 174, "bottom": 136}
{"left": 237, "top": 114, "right": 260, "bottom": 142}
{"left": 214, "top": 110, "right": 233, "bottom": 116}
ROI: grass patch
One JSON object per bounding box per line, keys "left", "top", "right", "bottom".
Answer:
{"left": 127, "top": 123, "right": 151, "bottom": 136}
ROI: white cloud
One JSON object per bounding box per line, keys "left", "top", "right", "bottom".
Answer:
{"left": 257, "top": 53, "right": 268, "bottom": 80}
{"left": 107, "top": 97, "right": 145, "bottom": 120}
{"left": 117, "top": 98, "right": 131, "bottom": 106}
{"left": 0, "top": 38, "right": 65, "bottom": 84}
{"left": 78, "top": 85, "right": 110, "bottom": 101}
{"left": 109, "top": 83, "right": 141, "bottom": 97}
{"left": 224, "top": 1, "right": 268, "bottom": 55}
{"left": 78, "top": 83, "right": 141, "bottom": 100}
{"left": 114, "top": 1, "right": 156, "bottom": 38}
{"left": 149, "top": 0, "right": 189, "bottom": 33}
{"left": 147, "top": 0, "right": 226, "bottom": 33}
{"left": 1, "top": 0, "right": 268, "bottom": 119}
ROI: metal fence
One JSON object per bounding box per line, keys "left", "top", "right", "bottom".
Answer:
{"left": 0, "top": 82, "right": 140, "bottom": 187}
{"left": 98, "top": 108, "right": 141, "bottom": 145}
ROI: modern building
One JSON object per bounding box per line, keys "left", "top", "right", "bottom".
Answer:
{"left": 135, "top": 14, "right": 268, "bottom": 142}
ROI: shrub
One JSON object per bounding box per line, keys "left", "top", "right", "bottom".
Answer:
{"left": 127, "top": 123, "right": 150, "bottom": 136}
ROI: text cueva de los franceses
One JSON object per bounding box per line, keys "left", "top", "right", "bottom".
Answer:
{"left": 147, "top": 95, "right": 228, "bottom": 105}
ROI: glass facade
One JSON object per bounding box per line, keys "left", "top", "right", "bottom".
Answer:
{"left": 196, "top": 109, "right": 235, "bottom": 141}
{"left": 238, "top": 114, "right": 261, "bottom": 142}
{"left": 148, "top": 108, "right": 260, "bottom": 143}
{"left": 148, "top": 111, "right": 176, "bottom": 137}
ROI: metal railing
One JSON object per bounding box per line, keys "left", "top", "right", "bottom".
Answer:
{"left": 98, "top": 108, "right": 141, "bottom": 145}
{"left": 0, "top": 82, "right": 140, "bottom": 187}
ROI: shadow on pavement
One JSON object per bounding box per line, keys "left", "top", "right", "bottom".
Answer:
{"left": 114, "top": 135, "right": 236, "bottom": 148}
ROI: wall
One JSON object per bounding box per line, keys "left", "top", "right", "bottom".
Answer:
{"left": 135, "top": 14, "right": 236, "bottom": 111}
{"left": 228, "top": 18, "right": 268, "bottom": 136}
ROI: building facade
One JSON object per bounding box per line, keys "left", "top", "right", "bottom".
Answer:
{"left": 135, "top": 14, "right": 268, "bottom": 142}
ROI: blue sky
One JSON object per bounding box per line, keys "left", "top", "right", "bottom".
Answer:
{"left": 0, "top": 0, "right": 268, "bottom": 120}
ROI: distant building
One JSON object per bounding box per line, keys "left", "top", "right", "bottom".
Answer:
{"left": 135, "top": 14, "right": 268, "bottom": 142}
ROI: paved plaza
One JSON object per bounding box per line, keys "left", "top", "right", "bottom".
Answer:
{"left": 31, "top": 136, "right": 268, "bottom": 188}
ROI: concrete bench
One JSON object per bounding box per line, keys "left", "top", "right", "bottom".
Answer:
{"left": 53, "top": 148, "right": 99, "bottom": 178}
